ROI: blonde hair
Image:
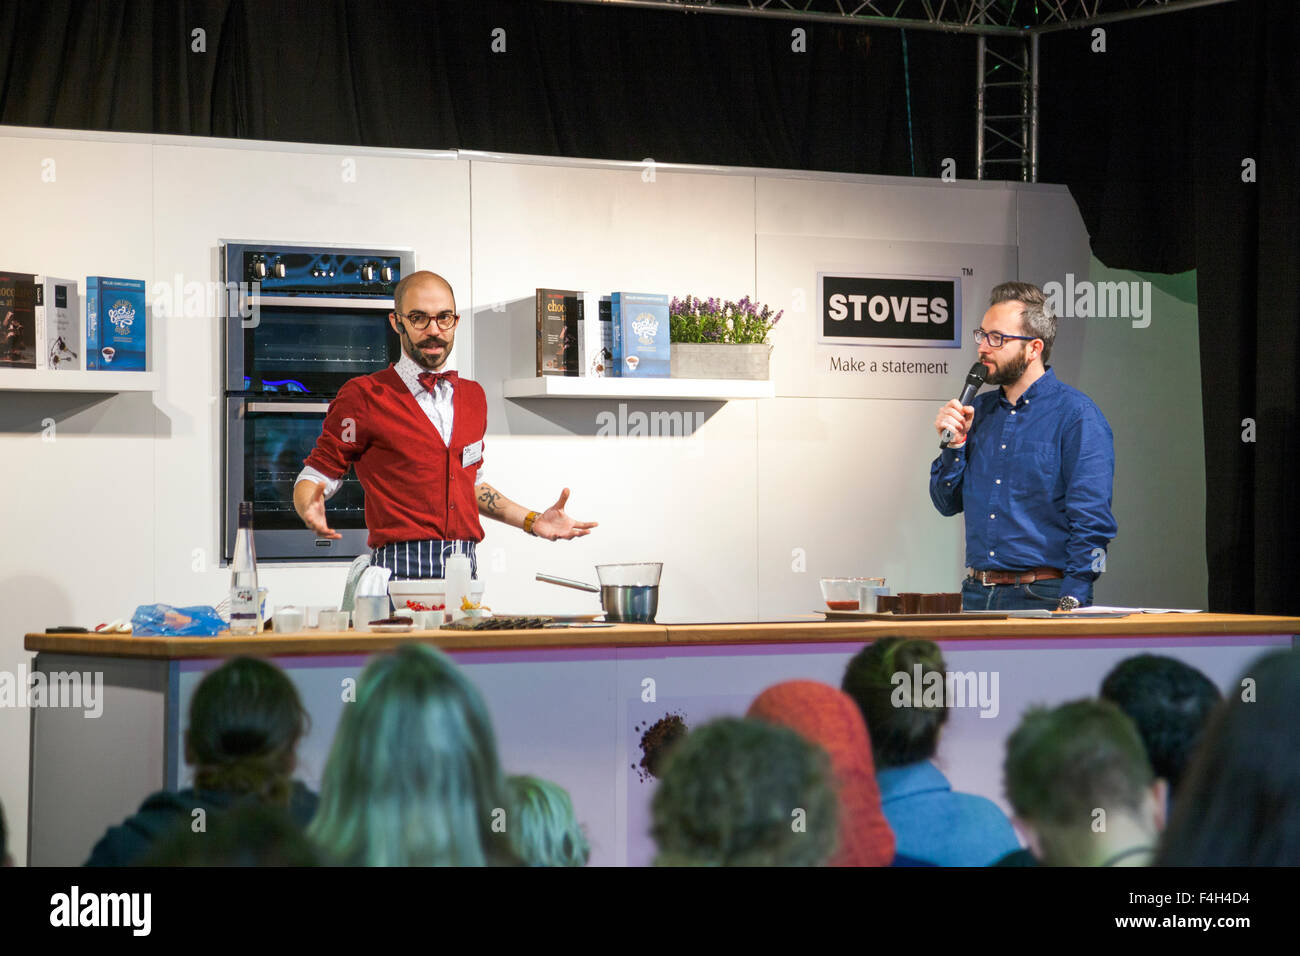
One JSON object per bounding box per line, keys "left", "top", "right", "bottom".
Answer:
{"left": 307, "top": 644, "right": 514, "bottom": 866}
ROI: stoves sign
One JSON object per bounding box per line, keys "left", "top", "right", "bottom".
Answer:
{"left": 818, "top": 273, "right": 961, "bottom": 349}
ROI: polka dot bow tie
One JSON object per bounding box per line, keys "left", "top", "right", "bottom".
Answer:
{"left": 417, "top": 370, "right": 458, "bottom": 392}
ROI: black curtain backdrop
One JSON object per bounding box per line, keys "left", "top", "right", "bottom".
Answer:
{"left": 1, "top": 0, "right": 1294, "bottom": 612}
{"left": 1038, "top": 1, "right": 1300, "bottom": 615}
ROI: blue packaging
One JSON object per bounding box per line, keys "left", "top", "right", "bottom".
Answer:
{"left": 86, "top": 277, "right": 147, "bottom": 371}
{"left": 610, "top": 292, "right": 670, "bottom": 378}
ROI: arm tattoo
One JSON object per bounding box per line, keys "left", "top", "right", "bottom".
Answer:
{"left": 476, "top": 483, "right": 503, "bottom": 515}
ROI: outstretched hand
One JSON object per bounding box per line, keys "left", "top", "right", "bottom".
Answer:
{"left": 299, "top": 481, "right": 341, "bottom": 540}
{"left": 531, "top": 488, "right": 598, "bottom": 541}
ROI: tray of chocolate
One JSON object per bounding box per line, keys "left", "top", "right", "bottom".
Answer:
{"left": 443, "top": 615, "right": 556, "bottom": 630}
{"left": 821, "top": 592, "right": 1048, "bottom": 621}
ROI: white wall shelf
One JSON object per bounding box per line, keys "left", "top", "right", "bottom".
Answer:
{"left": 503, "top": 376, "right": 774, "bottom": 401}
{"left": 0, "top": 369, "right": 160, "bottom": 393}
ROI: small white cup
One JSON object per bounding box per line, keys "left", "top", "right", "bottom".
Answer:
{"left": 274, "top": 605, "right": 305, "bottom": 633}
{"left": 317, "top": 610, "right": 350, "bottom": 631}
{"left": 354, "top": 595, "right": 391, "bottom": 631}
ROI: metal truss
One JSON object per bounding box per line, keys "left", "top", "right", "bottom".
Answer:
{"left": 545, "top": 1, "right": 1237, "bottom": 36}
{"left": 547, "top": 0, "right": 1236, "bottom": 182}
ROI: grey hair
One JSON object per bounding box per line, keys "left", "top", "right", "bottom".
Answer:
{"left": 989, "top": 281, "right": 1056, "bottom": 365}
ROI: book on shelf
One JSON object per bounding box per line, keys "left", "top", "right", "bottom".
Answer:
{"left": 86, "top": 276, "right": 147, "bottom": 371}
{"left": 580, "top": 292, "right": 612, "bottom": 377}
{"left": 0, "top": 271, "right": 37, "bottom": 369}
{"left": 34, "top": 276, "right": 81, "bottom": 370}
{"left": 535, "top": 288, "right": 580, "bottom": 376}
{"left": 610, "top": 292, "right": 670, "bottom": 378}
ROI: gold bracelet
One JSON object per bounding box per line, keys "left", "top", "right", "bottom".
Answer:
{"left": 523, "top": 511, "right": 539, "bottom": 536}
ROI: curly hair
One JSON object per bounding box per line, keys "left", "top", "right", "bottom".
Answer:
{"left": 651, "top": 718, "right": 839, "bottom": 867}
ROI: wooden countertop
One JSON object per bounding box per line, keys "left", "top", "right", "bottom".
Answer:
{"left": 23, "top": 613, "right": 1300, "bottom": 659}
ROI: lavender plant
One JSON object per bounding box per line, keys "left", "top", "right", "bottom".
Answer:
{"left": 669, "top": 295, "right": 784, "bottom": 345}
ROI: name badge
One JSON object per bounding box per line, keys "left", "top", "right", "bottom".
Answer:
{"left": 462, "top": 439, "right": 483, "bottom": 468}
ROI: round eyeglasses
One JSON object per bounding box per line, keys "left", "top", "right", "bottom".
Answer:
{"left": 397, "top": 310, "right": 459, "bottom": 331}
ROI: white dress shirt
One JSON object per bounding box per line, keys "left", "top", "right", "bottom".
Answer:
{"left": 295, "top": 351, "right": 485, "bottom": 499}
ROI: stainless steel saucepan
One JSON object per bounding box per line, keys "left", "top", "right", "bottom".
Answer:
{"left": 537, "top": 562, "right": 663, "bottom": 623}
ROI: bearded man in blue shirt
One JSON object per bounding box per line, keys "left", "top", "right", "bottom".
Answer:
{"left": 930, "top": 282, "right": 1118, "bottom": 611}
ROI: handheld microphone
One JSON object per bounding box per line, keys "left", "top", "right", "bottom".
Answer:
{"left": 940, "top": 362, "right": 988, "bottom": 448}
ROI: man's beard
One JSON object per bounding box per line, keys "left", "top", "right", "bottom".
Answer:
{"left": 986, "top": 345, "right": 1029, "bottom": 386}
{"left": 401, "top": 325, "right": 450, "bottom": 370}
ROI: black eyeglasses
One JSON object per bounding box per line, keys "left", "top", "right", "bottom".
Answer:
{"left": 397, "top": 310, "right": 459, "bottom": 331}
{"left": 973, "top": 328, "right": 1037, "bottom": 349}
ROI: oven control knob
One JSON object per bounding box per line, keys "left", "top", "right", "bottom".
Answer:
{"left": 252, "top": 260, "right": 267, "bottom": 279}
{"left": 361, "top": 263, "right": 376, "bottom": 282}
{"left": 381, "top": 265, "right": 394, "bottom": 283}
{"left": 273, "top": 259, "right": 286, "bottom": 279}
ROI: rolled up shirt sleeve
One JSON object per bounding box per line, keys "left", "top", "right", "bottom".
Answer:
{"left": 1059, "top": 406, "right": 1119, "bottom": 603}
{"left": 296, "top": 465, "right": 344, "bottom": 500}
{"left": 929, "top": 444, "right": 968, "bottom": 517}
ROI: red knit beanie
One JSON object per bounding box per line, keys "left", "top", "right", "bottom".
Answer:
{"left": 748, "top": 680, "right": 896, "bottom": 867}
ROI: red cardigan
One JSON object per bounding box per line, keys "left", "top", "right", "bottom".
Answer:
{"left": 303, "top": 366, "right": 487, "bottom": 548}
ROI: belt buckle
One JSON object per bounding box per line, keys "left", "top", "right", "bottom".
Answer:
{"left": 980, "top": 570, "right": 993, "bottom": 587}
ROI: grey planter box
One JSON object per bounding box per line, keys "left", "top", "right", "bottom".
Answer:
{"left": 670, "top": 343, "right": 772, "bottom": 380}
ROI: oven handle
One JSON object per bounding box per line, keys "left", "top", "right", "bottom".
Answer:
{"left": 247, "top": 295, "right": 394, "bottom": 309}
{"left": 246, "top": 402, "right": 332, "bottom": 413}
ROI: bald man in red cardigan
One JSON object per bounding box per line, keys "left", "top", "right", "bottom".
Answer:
{"left": 292, "top": 270, "right": 596, "bottom": 579}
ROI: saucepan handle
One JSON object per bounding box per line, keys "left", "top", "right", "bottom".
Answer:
{"left": 536, "top": 572, "right": 600, "bottom": 594}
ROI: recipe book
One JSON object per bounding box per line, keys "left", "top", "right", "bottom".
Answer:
{"left": 0, "top": 271, "right": 37, "bottom": 369}
{"left": 610, "top": 291, "right": 670, "bottom": 378}
{"left": 34, "top": 275, "right": 81, "bottom": 370}
{"left": 535, "top": 288, "right": 580, "bottom": 376}
{"left": 86, "top": 276, "right": 147, "bottom": 370}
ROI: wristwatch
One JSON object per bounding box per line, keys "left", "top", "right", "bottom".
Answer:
{"left": 1056, "top": 595, "right": 1080, "bottom": 612}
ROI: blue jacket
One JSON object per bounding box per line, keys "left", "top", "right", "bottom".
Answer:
{"left": 876, "top": 761, "right": 1021, "bottom": 867}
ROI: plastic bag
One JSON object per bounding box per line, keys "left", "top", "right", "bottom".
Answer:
{"left": 130, "top": 604, "right": 229, "bottom": 636}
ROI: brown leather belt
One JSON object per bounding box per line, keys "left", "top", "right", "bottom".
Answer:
{"left": 971, "top": 567, "right": 1063, "bottom": 586}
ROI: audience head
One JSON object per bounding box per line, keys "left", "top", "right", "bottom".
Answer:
{"left": 504, "top": 775, "right": 590, "bottom": 867}
{"left": 842, "top": 637, "right": 949, "bottom": 769}
{"left": 651, "top": 717, "right": 838, "bottom": 866}
{"left": 747, "top": 680, "right": 895, "bottom": 866}
{"left": 307, "top": 643, "right": 514, "bottom": 866}
{"left": 1100, "top": 654, "right": 1221, "bottom": 796}
{"left": 1004, "top": 699, "right": 1164, "bottom": 866}
{"left": 186, "top": 656, "right": 310, "bottom": 806}
{"left": 1157, "top": 650, "right": 1300, "bottom": 866}
{"left": 143, "top": 805, "right": 322, "bottom": 866}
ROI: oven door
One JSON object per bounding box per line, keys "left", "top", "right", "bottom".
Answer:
{"left": 224, "top": 398, "right": 370, "bottom": 561}
{"left": 226, "top": 296, "right": 401, "bottom": 395}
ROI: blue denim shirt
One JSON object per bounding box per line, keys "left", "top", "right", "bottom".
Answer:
{"left": 876, "top": 761, "right": 1021, "bottom": 867}
{"left": 928, "top": 367, "right": 1118, "bottom": 605}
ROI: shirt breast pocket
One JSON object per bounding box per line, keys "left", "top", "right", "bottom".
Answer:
{"left": 1011, "top": 440, "right": 1060, "bottom": 497}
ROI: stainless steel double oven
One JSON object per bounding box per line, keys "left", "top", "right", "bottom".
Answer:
{"left": 222, "top": 241, "right": 415, "bottom": 562}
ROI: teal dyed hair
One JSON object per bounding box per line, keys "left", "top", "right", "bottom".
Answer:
{"left": 307, "top": 643, "right": 515, "bottom": 866}
{"left": 504, "top": 775, "right": 590, "bottom": 867}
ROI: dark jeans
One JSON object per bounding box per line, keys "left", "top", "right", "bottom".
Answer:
{"left": 961, "top": 574, "right": 1071, "bottom": 611}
